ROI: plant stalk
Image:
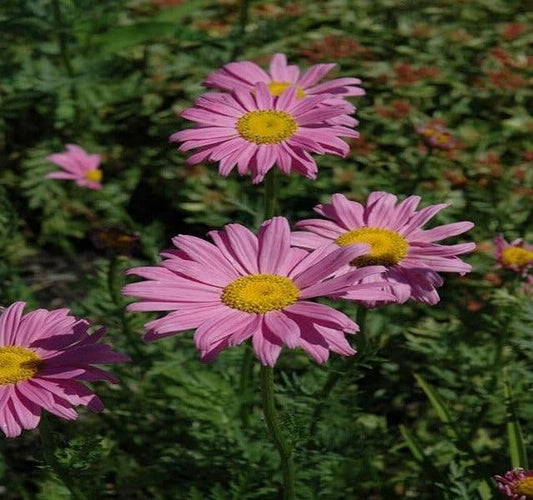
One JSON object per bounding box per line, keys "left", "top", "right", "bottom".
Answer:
{"left": 39, "top": 413, "right": 87, "bottom": 500}
{"left": 260, "top": 365, "right": 295, "bottom": 500}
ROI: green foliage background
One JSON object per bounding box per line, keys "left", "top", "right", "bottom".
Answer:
{"left": 0, "top": 0, "right": 532, "bottom": 498}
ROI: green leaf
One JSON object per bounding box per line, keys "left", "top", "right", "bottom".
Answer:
{"left": 503, "top": 369, "right": 529, "bottom": 469}
{"left": 413, "top": 373, "right": 458, "bottom": 440}
{"left": 399, "top": 424, "right": 426, "bottom": 462}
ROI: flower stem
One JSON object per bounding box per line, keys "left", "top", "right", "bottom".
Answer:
{"left": 264, "top": 169, "right": 279, "bottom": 219}
{"left": 39, "top": 413, "right": 87, "bottom": 500}
{"left": 231, "top": 0, "right": 250, "bottom": 60}
{"left": 260, "top": 365, "right": 296, "bottom": 500}
{"left": 108, "top": 256, "right": 144, "bottom": 360}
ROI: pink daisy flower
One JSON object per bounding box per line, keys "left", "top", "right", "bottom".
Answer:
{"left": 204, "top": 53, "right": 364, "bottom": 128}
{"left": 170, "top": 82, "right": 358, "bottom": 184}
{"left": 494, "top": 235, "right": 533, "bottom": 276}
{"left": 292, "top": 192, "right": 475, "bottom": 306}
{"left": 46, "top": 144, "right": 103, "bottom": 190}
{"left": 0, "top": 302, "right": 129, "bottom": 437}
{"left": 495, "top": 468, "right": 533, "bottom": 499}
{"left": 122, "top": 217, "right": 393, "bottom": 365}
{"left": 205, "top": 52, "right": 364, "bottom": 101}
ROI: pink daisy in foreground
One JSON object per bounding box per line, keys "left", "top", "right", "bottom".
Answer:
{"left": 292, "top": 192, "right": 475, "bottom": 306}
{"left": 46, "top": 144, "right": 103, "bottom": 190}
{"left": 495, "top": 468, "right": 533, "bottom": 499}
{"left": 170, "top": 82, "right": 358, "bottom": 183}
{"left": 0, "top": 302, "right": 129, "bottom": 437}
{"left": 494, "top": 235, "right": 533, "bottom": 276}
{"left": 122, "top": 217, "right": 394, "bottom": 365}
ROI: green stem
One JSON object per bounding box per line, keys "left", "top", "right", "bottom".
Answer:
{"left": 39, "top": 413, "right": 87, "bottom": 500}
{"left": 238, "top": 345, "right": 254, "bottom": 428}
{"left": 230, "top": 0, "right": 250, "bottom": 60}
{"left": 260, "top": 366, "right": 295, "bottom": 500}
{"left": 51, "top": 0, "right": 80, "bottom": 125}
{"left": 108, "top": 256, "right": 143, "bottom": 360}
{"left": 263, "top": 169, "right": 279, "bottom": 219}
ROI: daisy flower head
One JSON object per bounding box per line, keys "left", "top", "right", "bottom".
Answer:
{"left": 495, "top": 468, "right": 533, "bottom": 499}
{"left": 122, "top": 217, "right": 394, "bottom": 366}
{"left": 204, "top": 52, "right": 364, "bottom": 102}
{"left": 46, "top": 144, "right": 103, "bottom": 190}
{"left": 416, "top": 123, "right": 458, "bottom": 151}
{"left": 494, "top": 235, "right": 533, "bottom": 276}
{"left": 0, "top": 302, "right": 129, "bottom": 437}
{"left": 292, "top": 192, "right": 476, "bottom": 306}
{"left": 171, "top": 82, "right": 358, "bottom": 184}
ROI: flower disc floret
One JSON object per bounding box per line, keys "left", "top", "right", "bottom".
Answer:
{"left": 84, "top": 169, "right": 103, "bottom": 183}
{"left": 336, "top": 227, "right": 408, "bottom": 267}
{"left": 515, "top": 476, "right": 533, "bottom": 496}
{"left": 0, "top": 346, "right": 42, "bottom": 385}
{"left": 221, "top": 274, "right": 299, "bottom": 313}
{"left": 236, "top": 110, "right": 298, "bottom": 144}
{"left": 501, "top": 247, "right": 533, "bottom": 269}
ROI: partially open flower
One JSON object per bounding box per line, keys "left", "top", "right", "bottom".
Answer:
{"left": 45, "top": 144, "right": 103, "bottom": 190}
{"left": 495, "top": 468, "right": 533, "bottom": 499}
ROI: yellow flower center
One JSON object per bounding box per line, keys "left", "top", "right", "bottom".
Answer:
{"left": 267, "top": 81, "right": 306, "bottom": 99}
{"left": 336, "top": 227, "right": 409, "bottom": 267}
{"left": 501, "top": 247, "right": 533, "bottom": 268}
{"left": 0, "top": 346, "right": 42, "bottom": 385}
{"left": 515, "top": 477, "right": 533, "bottom": 496}
{"left": 236, "top": 110, "right": 298, "bottom": 144}
{"left": 84, "top": 169, "right": 102, "bottom": 182}
{"left": 221, "top": 274, "right": 299, "bottom": 313}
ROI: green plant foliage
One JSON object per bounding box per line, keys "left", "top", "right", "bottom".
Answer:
{"left": 1, "top": 0, "right": 532, "bottom": 498}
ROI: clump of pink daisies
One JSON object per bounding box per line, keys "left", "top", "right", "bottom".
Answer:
{"left": 46, "top": 144, "right": 103, "bottom": 190}
{"left": 495, "top": 467, "right": 533, "bottom": 499}
{"left": 204, "top": 52, "right": 364, "bottom": 126}
{"left": 122, "top": 217, "right": 394, "bottom": 365}
{"left": 292, "top": 192, "right": 475, "bottom": 305}
{"left": 171, "top": 82, "right": 358, "bottom": 183}
{"left": 0, "top": 302, "right": 129, "bottom": 437}
{"left": 494, "top": 235, "right": 533, "bottom": 276}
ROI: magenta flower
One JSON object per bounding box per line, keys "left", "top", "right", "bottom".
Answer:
{"left": 45, "top": 144, "right": 103, "bottom": 190}
{"left": 122, "top": 217, "right": 393, "bottom": 365}
{"left": 205, "top": 52, "right": 364, "bottom": 101}
{"left": 416, "top": 123, "right": 458, "bottom": 151}
{"left": 292, "top": 192, "right": 475, "bottom": 306}
{"left": 494, "top": 235, "right": 533, "bottom": 276}
{"left": 0, "top": 302, "right": 129, "bottom": 437}
{"left": 204, "top": 53, "right": 364, "bottom": 128}
{"left": 495, "top": 467, "right": 533, "bottom": 499}
{"left": 170, "top": 82, "right": 358, "bottom": 184}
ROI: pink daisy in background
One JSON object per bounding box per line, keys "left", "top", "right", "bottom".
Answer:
{"left": 122, "top": 217, "right": 394, "bottom": 365}
{"left": 0, "top": 302, "right": 129, "bottom": 437}
{"left": 171, "top": 82, "right": 358, "bottom": 183}
{"left": 204, "top": 52, "right": 364, "bottom": 122}
{"left": 46, "top": 144, "right": 103, "bottom": 190}
{"left": 494, "top": 235, "right": 533, "bottom": 276}
{"left": 495, "top": 467, "right": 533, "bottom": 499}
{"left": 292, "top": 192, "right": 475, "bottom": 305}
